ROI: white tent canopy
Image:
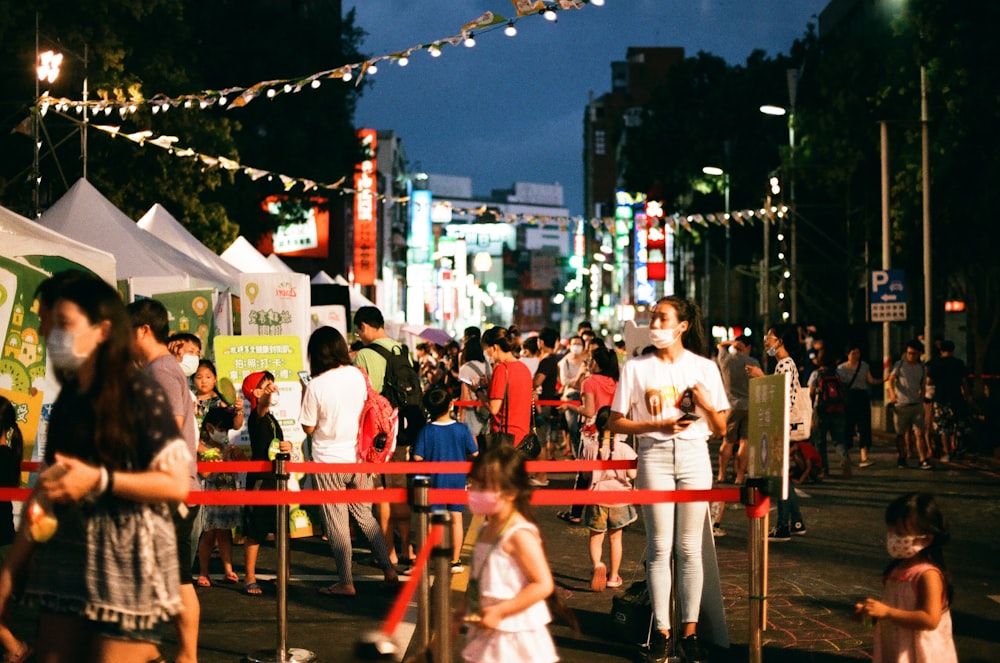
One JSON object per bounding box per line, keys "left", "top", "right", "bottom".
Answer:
{"left": 221, "top": 236, "right": 278, "bottom": 273}
{"left": 266, "top": 253, "right": 295, "bottom": 273}
{"left": 0, "top": 204, "right": 116, "bottom": 283}
{"left": 137, "top": 204, "right": 240, "bottom": 280}
{"left": 39, "top": 179, "right": 235, "bottom": 291}
{"left": 310, "top": 270, "right": 336, "bottom": 284}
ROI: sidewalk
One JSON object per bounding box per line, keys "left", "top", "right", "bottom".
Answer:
{"left": 9, "top": 438, "right": 999, "bottom": 662}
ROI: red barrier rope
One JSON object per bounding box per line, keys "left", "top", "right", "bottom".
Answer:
{"left": 453, "top": 399, "right": 579, "bottom": 408}
{"left": 0, "top": 486, "right": 743, "bottom": 507}
{"left": 380, "top": 523, "right": 443, "bottom": 638}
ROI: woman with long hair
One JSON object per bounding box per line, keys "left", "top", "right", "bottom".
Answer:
{"left": 0, "top": 271, "right": 190, "bottom": 663}
{"left": 608, "top": 296, "right": 730, "bottom": 663}
{"left": 458, "top": 337, "right": 491, "bottom": 438}
{"left": 299, "top": 326, "right": 398, "bottom": 596}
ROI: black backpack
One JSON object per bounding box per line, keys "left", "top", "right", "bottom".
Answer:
{"left": 366, "top": 343, "right": 427, "bottom": 445}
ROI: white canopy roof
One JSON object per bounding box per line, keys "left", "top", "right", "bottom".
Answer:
{"left": 310, "top": 270, "right": 336, "bottom": 284}
{"left": 39, "top": 179, "right": 235, "bottom": 290}
{"left": 266, "top": 253, "right": 295, "bottom": 273}
{"left": 137, "top": 203, "right": 240, "bottom": 280}
{"left": 220, "top": 236, "right": 277, "bottom": 273}
{"left": 0, "top": 203, "right": 116, "bottom": 283}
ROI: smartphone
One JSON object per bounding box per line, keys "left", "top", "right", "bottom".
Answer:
{"left": 678, "top": 412, "right": 700, "bottom": 422}
{"left": 298, "top": 370, "right": 312, "bottom": 385}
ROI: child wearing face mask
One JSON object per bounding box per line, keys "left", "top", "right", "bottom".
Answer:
{"left": 460, "top": 445, "right": 572, "bottom": 662}
{"left": 855, "top": 492, "right": 957, "bottom": 663}
{"left": 195, "top": 407, "right": 243, "bottom": 587}
{"left": 192, "top": 359, "right": 245, "bottom": 432}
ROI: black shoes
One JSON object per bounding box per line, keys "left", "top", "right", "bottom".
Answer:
{"left": 679, "top": 635, "right": 709, "bottom": 663}
{"left": 644, "top": 631, "right": 671, "bottom": 663}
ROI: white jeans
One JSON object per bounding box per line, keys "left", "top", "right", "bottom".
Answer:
{"left": 636, "top": 436, "right": 712, "bottom": 631}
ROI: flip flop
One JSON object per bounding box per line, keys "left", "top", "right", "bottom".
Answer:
{"left": 244, "top": 582, "right": 262, "bottom": 595}
{"left": 606, "top": 576, "right": 624, "bottom": 589}
{"left": 557, "top": 511, "right": 581, "bottom": 525}
{"left": 318, "top": 583, "right": 356, "bottom": 596}
{"left": 222, "top": 571, "right": 240, "bottom": 584}
{"left": 196, "top": 575, "right": 211, "bottom": 587}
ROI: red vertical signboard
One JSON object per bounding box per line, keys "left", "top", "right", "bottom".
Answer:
{"left": 353, "top": 129, "right": 378, "bottom": 286}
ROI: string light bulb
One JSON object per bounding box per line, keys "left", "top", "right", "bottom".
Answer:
{"left": 266, "top": 88, "right": 276, "bottom": 98}
{"left": 368, "top": 63, "right": 378, "bottom": 74}
{"left": 429, "top": 44, "right": 442, "bottom": 57}
{"left": 542, "top": 8, "right": 558, "bottom": 21}
{"left": 398, "top": 55, "right": 409, "bottom": 66}
{"left": 311, "top": 80, "right": 321, "bottom": 89}
{"left": 504, "top": 21, "right": 517, "bottom": 37}
{"left": 590, "top": 0, "right": 605, "bottom": 5}
{"left": 343, "top": 71, "right": 353, "bottom": 82}
{"left": 464, "top": 32, "right": 476, "bottom": 48}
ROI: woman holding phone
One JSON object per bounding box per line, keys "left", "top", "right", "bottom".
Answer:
{"left": 607, "top": 296, "right": 729, "bottom": 663}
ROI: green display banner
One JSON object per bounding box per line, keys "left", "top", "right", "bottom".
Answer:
{"left": 155, "top": 289, "right": 216, "bottom": 356}
{"left": 747, "top": 372, "right": 790, "bottom": 499}
{"left": 213, "top": 335, "right": 305, "bottom": 444}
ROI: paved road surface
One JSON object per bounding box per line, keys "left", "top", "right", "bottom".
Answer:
{"left": 10, "top": 440, "right": 1000, "bottom": 662}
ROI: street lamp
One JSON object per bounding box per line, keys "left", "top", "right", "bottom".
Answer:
{"left": 760, "top": 68, "right": 799, "bottom": 322}
{"left": 32, "top": 15, "right": 89, "bottom": 218}
{"left": 703, "top": 166, "right": 731, "bottom": 329}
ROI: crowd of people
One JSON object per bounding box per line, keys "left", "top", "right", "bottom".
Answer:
{"left": 0, "top": 271, "right": 964, "bottom": 663}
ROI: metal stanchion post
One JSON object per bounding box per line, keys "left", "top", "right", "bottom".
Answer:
{"left": 247, "top": 452, "right": 315, "bottom": 663}
{"left": 411, "top": 475, "right": 432, "bottom": 650}
{"left": 742, "top": 480, "right": 770, "bottom": 663}
{"left": 431, "top": 513, "right": 453, "bottom": 663}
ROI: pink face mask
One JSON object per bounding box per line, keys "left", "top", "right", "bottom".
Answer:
{"left": 468, "top": 490, "right": 505, "bottom": 516}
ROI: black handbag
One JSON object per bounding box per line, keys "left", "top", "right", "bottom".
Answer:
{"left": 516, "top": 400, "right": 542, "bottom": 460}
{"left": 475, "top": 364, "right": 540, "bottom": 459}
{"left": 477, "top": 373, "right": 515, "bottom": 452}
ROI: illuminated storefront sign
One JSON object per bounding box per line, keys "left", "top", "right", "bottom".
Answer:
{"left": 353, "top": 129, "right": 377, "bottom": 286}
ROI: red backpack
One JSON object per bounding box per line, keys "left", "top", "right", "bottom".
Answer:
{"left": 356, "top": 368, "right": 398, "bottom": 463}
{"left": 815, "top": 368, "right": 846, "bottom": 415}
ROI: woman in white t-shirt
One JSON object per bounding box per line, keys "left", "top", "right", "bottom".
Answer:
{"left": 458, "top": 337, "right": 491, "bottom": 437}
{"left": 300, "top": 326, "right": 398, "bottom": 596}
{"left": 608, "top": 296, "right": 729, "bottom": 663}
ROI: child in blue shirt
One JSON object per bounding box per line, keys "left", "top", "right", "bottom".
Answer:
{"left": 412, "top": 387, "right": 478, "bottom": 572}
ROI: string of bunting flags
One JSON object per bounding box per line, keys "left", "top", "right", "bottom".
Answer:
{"left": 33, "top": 0, "right": 780, "bottom": 230}
{"left": 86, "top": 119, "right": 781, "bottom": 229}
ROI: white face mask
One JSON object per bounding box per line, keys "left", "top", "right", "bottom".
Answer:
{"left": 569, "top": 344, "right": 584, "bottom": 355}
{"left": 47, "top": 327, "right": 91, "bottom": 375}
{"left": 269, "top": 391, "right": 280, "bottom": 407}
{"left": 766, "top": 346, "right": 779, "bottom": 357}
{"left": 208, "top": 428, "right": 229, "bottom": 446}
{"left": 179, "top": 354, "right": 199, "bottom": 377}
{"left": 649, "top": 327, "right": 681, "bottom": 349}
{"left": 886, "top": 533, "right": 929, "bottom": 559}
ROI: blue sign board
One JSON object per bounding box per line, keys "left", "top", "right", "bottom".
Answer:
{"left": 871, "top": 269, "right": 906, "bottom": 304}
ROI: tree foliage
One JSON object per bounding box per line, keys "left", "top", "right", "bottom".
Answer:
{"left": 0, "top": 0, "right": 366, "bottom": 254}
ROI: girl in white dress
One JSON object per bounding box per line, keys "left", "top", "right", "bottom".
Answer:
{"left": 461, "top": 445, "right": 560, "bottom": 663}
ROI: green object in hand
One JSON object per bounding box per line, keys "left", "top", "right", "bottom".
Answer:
{"left": 217, "top": 377, "right": 237, "bottom": 405}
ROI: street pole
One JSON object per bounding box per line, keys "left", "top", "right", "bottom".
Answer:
{"left": 880, "top": 122, "right": 891, "bottom": 409}
{"left": 920, "top": 66, "right": 931, "bottom": 355}
{"left": 82, "top": 45, "right": 88, "bottom": 179}
{"left": 786, "top": 69, "right": 799, "bottom": 324}
{"left": 33, "top": 14, "right": 40, "bottom": 218}
{"left": 724, "top": 173, "right": 731, "bottom": 331}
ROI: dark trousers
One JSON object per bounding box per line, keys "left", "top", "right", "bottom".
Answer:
{"left": 845, "top": 390, "right": 872, "bottom": 450}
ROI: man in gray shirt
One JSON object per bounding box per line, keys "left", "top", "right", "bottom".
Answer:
{"left": 887, "top": 339, "right": 930, "bottom": 470}
{"left": 127, "top": 298, "right": 201, "bottom": 663}
{"left": 716, "top": 337, "right": 761, "bottom": 485}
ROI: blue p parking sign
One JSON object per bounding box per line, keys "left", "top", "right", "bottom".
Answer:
{"left": 870, "top": 270, "right": 906, "bottom": 321}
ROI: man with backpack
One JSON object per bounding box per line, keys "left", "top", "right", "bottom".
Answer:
{"left": 807, "top": 349, "right": 849, "bottom": 477}
{"left": 353, "top": 306, "right": 427, "bottom": 569}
